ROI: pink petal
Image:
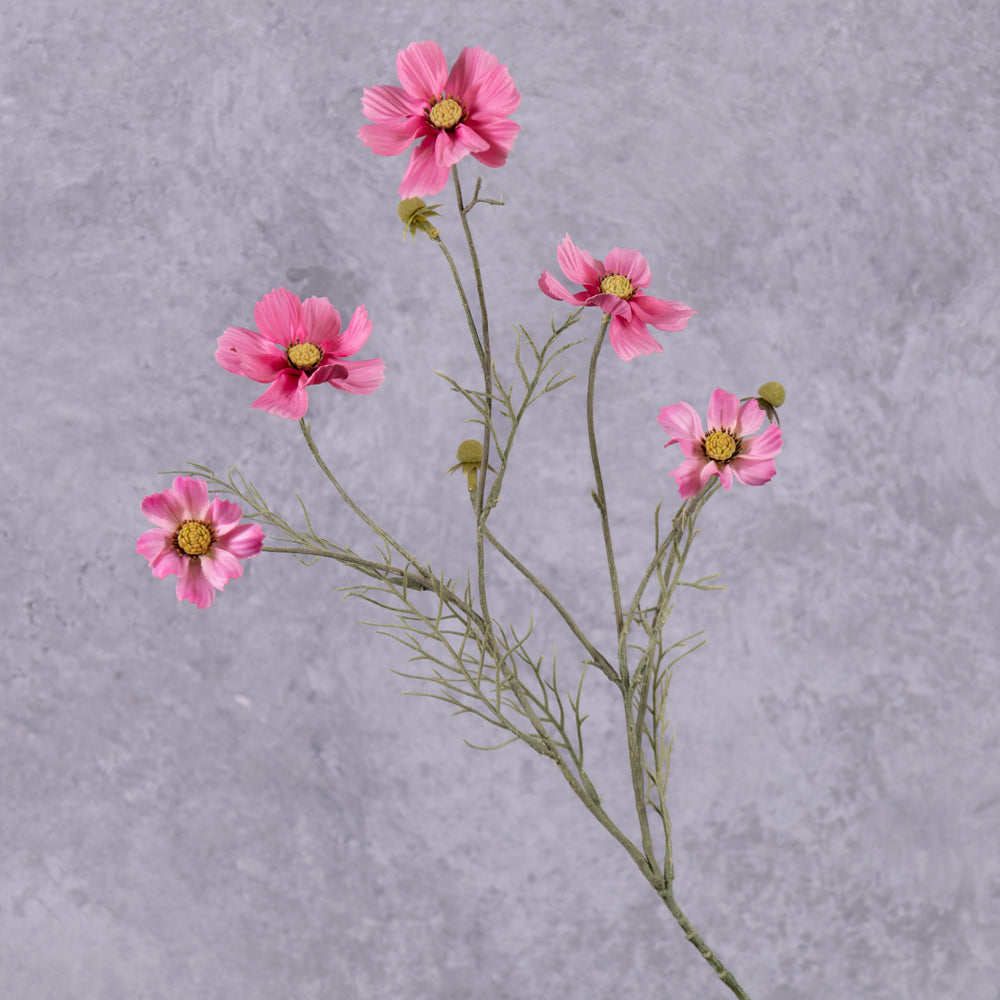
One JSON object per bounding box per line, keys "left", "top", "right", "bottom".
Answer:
{"left": 252, "top": 370, "right": 310, "bottom": 420}
{"left": 327, "top": 304, "right": 371, "bottom": 357}
{"left": 604, "top": 248, "right": 651, "bottom": 290}
{"left": 200, "top": 547, "right": 244, "bottom": 590}
{"left": 556, "top": 235, "right": 602, "bottom": 287}
{"left": 658, "top": 401, "right": 705, "bottom": 445}
{"left": 731, "top": 456, "right": 777, "bottom": 487}
{"left": 704, "top": 460, "right": 733, "bottom": 490}
{"left": 398, "top": 139, "right": 451, "bottom": 197}
{"left": 467, "top": 116, "right": 520, "bottom": 166}
{"left": 357, "top": 118, "right": 422, "bottom": 156}
{"left": 607, "top": 314, "right": 663, "bottom": 360}
{"left": 206, "top": 497, "right": 244, "bottom": 532}
{"left": 150, "top": 547, "right": 188, "bottom": 580}
{"left": 360, "top": 83, "right": 422, "bottom": 125}
{"left": 741, "top": 422, "right": 783, "bottom": 459}
{"left": 217, "top": 521, "right": 266, "bottom": 559}
{"left": 324, "top": 357, "right": 385, "bottom": 394}
{"left": 396, "top": 41, "right": 448, "bottom": 101}
{"left": 463, "top": 59, "right": 520, "bottom": 116}
{"left": 707, "top": 388, "right": 740, "bottom": 430}
{"left": 254, "top": 288, "right": 304, "bottom": 344}
{"left": 171, "top": 476, "right": 210, "bottom": 520}
{"left": 734, "top": 398, "right": 765, "bottom": 437}
{"left": 538, "top": 270, "right": 578, "bottom": 303}
{"left": 670, "top": 457, "right": 709, "bottom": 499}
{"left": 586, "top": 292, "right": 633, "bottom": 318}
{"left": 216, "top": 327, "right": 287, "bottom": 382}
{"left": 441, "top": 122, "right": 490, "bottom": 165}
{"left": 630, "top": 294, "right": 695, "bottom": 332}
{"left": 176, "top": 560, "right": 215, "bottom": 609}
{"left": 140, "top": 491, "right": 184, "bottom": 530}
{"left": 301, "top": 296, "right": 342, "bottom": 344}
{"left": 445, "top": 45, "right": 499, "bottom": 103}
{"left": 137, "top": 527, "right": 170, "bottom": 561}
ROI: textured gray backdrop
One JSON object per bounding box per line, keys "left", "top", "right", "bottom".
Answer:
{"left": 3, "top": 1, "right": 998, "bottom": 998}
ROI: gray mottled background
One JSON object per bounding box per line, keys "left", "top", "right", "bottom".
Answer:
{"left": 2, "top": 1, "right": 998, "bottom": 997}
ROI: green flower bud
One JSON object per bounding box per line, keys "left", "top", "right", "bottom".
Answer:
{"left": 447, "top": 439, "right": 496, "bottom": 493}
{"left": 397, "top": 197, "right": 442, "bottom": 240}
{"left": 757, "top": 381, "right": 785, "bottom": 408}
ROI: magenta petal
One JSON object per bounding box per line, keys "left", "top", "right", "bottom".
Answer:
{"left": 216, "top": 327, "right": 287, "bottom": 382}
{"left": 448, "top": 122, "right": 491, "bottom": 161}
{"left": 254, "top": 288, "right": 303, "bottom": 344}
{"left": 587, "top": 292, "right": 632, "bottom": 318}
{"left": 150, "top": 548, "right": 187, "bottom": 579}
{"left": 707, "top": 388, "right": 740, "bottom": 430}
{"left": 607, "top": 314, "right": 663, "bottom": 361}
{"left": 324, "top": 357, "right": 385, "bottom": 395}
{"left": 206, "top": 497, "right": 244, "bottom": 532}
{"left": 556, "top": 235, "right": 602, "bottom": 287}
{"left": 468, "top": 117, "right": 520, "bottom": 166}
{"left": 538, "top": 270, "right": 577, "bottom": 303}
{"left": 360, "top": 84, "right": 420, "bottom": 125}
{"left": 396, "top": 40, "right": 447, "bottom": 101}
{"left": 630, "top": 294, "right": 695, "bottom": 332}
{"left": 357, "top": 118, "right": 421, "bottom": 156}
{"left": 326, "top": 304, "right": 371, "bottom": 357}
{"left": 399, "top": 139, "right": 451, "bottom": 197}
{"left": 252, "top": 371, "right": 310, "bottom": 420}
{"left": 300, "top": 296, "right": 342, "bottom": 344}
{"left": 658, "top": 401, "right": 704, "bottom": 444}
{"left": 445, "top": 46, "right": 497, "bottom": 102}
{"left": 465, "top": 60, "right": 520, "bottom": 116}
{"left": 604, "top": 248, "right": 651, "bottom": 289}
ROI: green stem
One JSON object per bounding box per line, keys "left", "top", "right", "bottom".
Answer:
{"left": 585, "top": 315, "right": 626, "bottom": 672}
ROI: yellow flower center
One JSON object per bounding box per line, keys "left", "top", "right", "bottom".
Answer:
{"left": 429, "top": 97, "right": 463, "bottom": 130}
{"left": 703, "top": 430, "right": 739, "bottom": 463}
{"left": 599, "top": 273, "right": 634, "bottom": 299}
{"left": 175, "top": 520, "right": 213, "bottom": 557}
{"left": 287, "top": 342, "right": 322, "bottom": 370}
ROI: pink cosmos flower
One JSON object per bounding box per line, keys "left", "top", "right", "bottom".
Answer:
{"left": 539, "top": 235, "right": 695, "bottom": 361}
{"left": 216, "top": 288, "right": 384, "bottom": 420}
{"left": 137, "top": 476, "right": 265, "bottom": 609}
{"left": 359, "top": 40, "right": 520, "bottom": 198}
{"left": 658, "top": 388, "right": 783, "bottom": 499}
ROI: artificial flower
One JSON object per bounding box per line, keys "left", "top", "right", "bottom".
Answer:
{"left": 137, "top": 476, "right": 264, "bottom": 609}
{"left": 216, "top": 288, "right": 384, "bottom": 420}
{"left": 539, "top": 235, "right": 694, "bottom": 361}
{"left": 658, "top": 388, "right": 783, "bottom": 498}
{"left": 359, "top": 40, "right": 520, "bottom": 198}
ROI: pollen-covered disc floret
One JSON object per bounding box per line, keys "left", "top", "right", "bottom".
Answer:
{"left": 599, "top": 273, "right": 634, "bottom": 299}
{"left": 703, "top": 429, "right": 739, "bottom": 463}
{"left": 428, "top": 97, "right": 464, "bottom": 129}
{"left": 359, "top": 40, "right": 521, "bottom": 198}
{"left": 287, "top": 342, "right": 323, "bottom": 370}
{"left": 138, "top": 476, "right": 265, "bottom": 609}
{"left": 657, "top": 388, "right": 783, "bottom": 498}
{"left": 216, "top": 288, "right": 385, "bottom": 420}
{"left": 174, "top": 520, "right": 213, "bottom": 556}
{"left": 539, "top": 235, "right": 695, "bottom": 361}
